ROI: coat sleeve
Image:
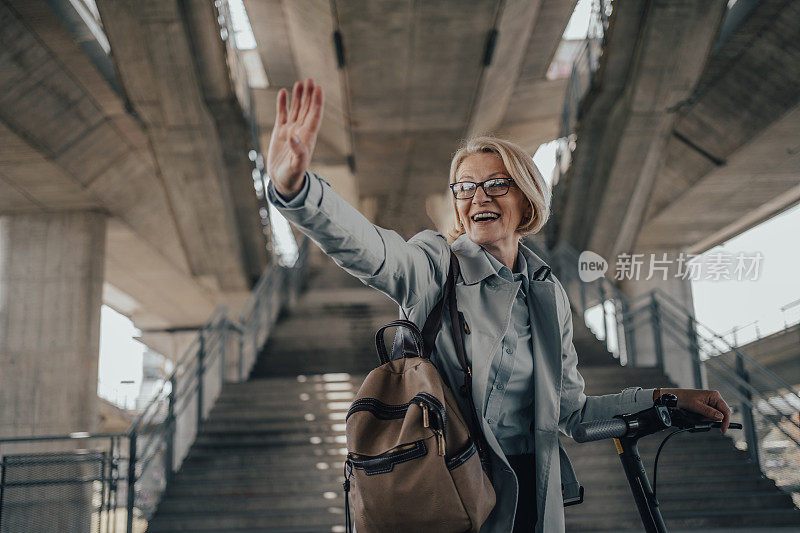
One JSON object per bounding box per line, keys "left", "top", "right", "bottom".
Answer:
{"left": 267, "top": 171, "right": 450, "bottom": 308}
{"left": 553, "top": 275, "right": 656, "bottom": 439}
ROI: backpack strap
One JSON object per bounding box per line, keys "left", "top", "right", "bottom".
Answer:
{"left": 388, "top": 250, "right": 493, "bottom": 478}
{"left": 444, "top": 252, "right": 493, "bottom": 479}
{"left": 388, "top": 254, "right": 455, "bottom": 361}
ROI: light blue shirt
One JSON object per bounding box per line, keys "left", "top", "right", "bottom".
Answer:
{"left": 481, "top": 248, "right": 536, "bottom": 455}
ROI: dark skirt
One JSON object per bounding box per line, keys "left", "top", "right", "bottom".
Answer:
{"left": 507, "top": 453, "right": 538, "bottom": 532}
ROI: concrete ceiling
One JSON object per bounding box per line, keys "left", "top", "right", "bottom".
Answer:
{"left": 0, "top": 0, "right": 267, "bottom": 330}
{"left": 248, "top": 0, "right": 577, "bottom": 237}
{"left": 556, "top": 0, "right": 800, "bottom": 260}
{"left": 635, "top": 0, "right": 800, "bottom": 253}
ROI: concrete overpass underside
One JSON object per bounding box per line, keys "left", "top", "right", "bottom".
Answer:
{"left": 247, "top": 0, "right": 578, "bottom": 237}
{"left": 0, "top": 0, "right": 269, "bottom": 331}
{"left": 556, "top": 0, "right": 800, "bottom": 260}
{"left": 0, "top": 0, "right": 267, "bottom": 436}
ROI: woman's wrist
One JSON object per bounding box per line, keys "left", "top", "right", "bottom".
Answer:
{"left": 653, "top": 388, "right": 678, "bottom": 402}
{"left": 274, "top": 173, "right": 307, "bottom": 201}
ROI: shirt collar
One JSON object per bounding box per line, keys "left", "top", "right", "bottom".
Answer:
{"left": 481, "top": 247, "right": 529, "bottom": 293}
{"left": 450, "top": 233, "right": 550, "bottom": 286}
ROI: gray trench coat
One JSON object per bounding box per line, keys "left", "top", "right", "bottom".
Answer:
{"left": 267, "top": 172, "right": 656, "bottom": 532}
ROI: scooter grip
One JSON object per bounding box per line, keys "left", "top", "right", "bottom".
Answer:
{"left": 574, "top": 417, "right": 629, "bottom": 443}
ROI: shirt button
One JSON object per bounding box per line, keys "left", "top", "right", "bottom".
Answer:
{"left": 506, "top": 348, "right": 513, "bottom": 354}
{"left": 496, "top": 383, "right": 504, "bottom": 390}
{"left": 487, "top": 418, "right": 494, "bottom": 424}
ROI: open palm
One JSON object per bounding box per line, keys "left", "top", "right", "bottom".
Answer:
{"left": 267, "top": 78, "right": 324, "bottom": 196}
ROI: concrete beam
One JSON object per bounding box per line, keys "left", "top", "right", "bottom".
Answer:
{"left": 497, "top": 78, "right": 568, "bottom": 153}
{"left": 586, "top": 1, "right": 726, "bottom": 260}
{"left": 556, "top": 1, "right": 727, "bottom": 259}
{"left": 183, "top": 0, "right": 270, "bottom": 283}
{"left": 243, "top": 0, "right": 299, "bottom": 88}
{"left": 493, "top": 0, "right": 576, "bottom": 150}
{"left": 466, "top": 0, "right": 543, "bottom": 137}
{"left": 0, "top": 2, "right": 189, "bottom": 270}
{"left": 553, "top": 1, "right": 647, "bottom": 252}
{"left": 635, "top": 0, "right": 800, "bottom": 252}
{"left": 103, "top": 219, "right": 225, "bottom": 331}
{"left": 636, "top": 103, "right": 800, "bottom": 253}
{"left": 96, "top": 0, "right": 255, "bottom": 291}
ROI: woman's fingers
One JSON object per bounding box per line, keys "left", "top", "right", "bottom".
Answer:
{"left": 693, "top": 401, "right": 725, "bottom": 422}
{"left": 675, "top": 389, "right": 732, "bottom": 434}
{"left": 305, "top": 84, "right": 324, "bottom": 132}
{"left": 289, "top": 81, "right": 303, "bottom": 122}
{"left": 275, "top": 88, "right": 288, "bottom": 126}
{"left": 298, "top": 78, "right": 314, "bottom": 124}
{"left": 709, "top": 392, "right": 732, "bottom": 434}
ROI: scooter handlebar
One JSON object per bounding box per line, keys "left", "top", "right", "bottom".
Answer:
{"left": 573, "top": 417, "right": 629, "bottom": 443}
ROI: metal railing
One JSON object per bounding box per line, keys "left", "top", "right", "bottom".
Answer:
{"left": 554, "top": 0, "right": 612, "bottom": 187}
{"left": 215, "top": 0, "right": 274, "bottom": 250}
{"left": 716, "top": 298, "right": 800, "bottom": 348}
{"left": 0, "top": 238, "right": 310, "bottom": 533}
{"left": 551, "top": 241, "right": 800, "bottom": 504}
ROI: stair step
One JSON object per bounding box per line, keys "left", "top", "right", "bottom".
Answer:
{"left": 146, "top": 275, "right": 800, "bottom": 532}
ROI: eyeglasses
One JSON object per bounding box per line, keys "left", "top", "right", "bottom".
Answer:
{"left": 449, "top": 177, "right": 515, "bottom": 199}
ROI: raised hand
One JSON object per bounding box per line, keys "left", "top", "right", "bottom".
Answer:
{"left": 267, "top": 78, "right": 324, "bottom": 197}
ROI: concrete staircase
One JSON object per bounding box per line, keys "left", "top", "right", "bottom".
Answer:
{"left": 146, "top": 256, "right": 799, "bottom": 532}
{"left": 146, "top": 256, "right": 399, "bottom": 532}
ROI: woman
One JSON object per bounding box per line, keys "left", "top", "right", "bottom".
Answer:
{"left": 266, "top": 78, "right": 732, "bottom": 532}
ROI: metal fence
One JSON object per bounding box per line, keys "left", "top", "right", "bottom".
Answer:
{"left": 550, "top": 242, "right": 800, "bottom": 506}
{"left": 0, "top": 238, "right": 310, "bottom": 533}
{"left": 554, "top": 0, "right": 612, "bottom": 186}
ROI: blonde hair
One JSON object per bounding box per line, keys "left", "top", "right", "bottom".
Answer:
{"left": 447, "top": 136, "right": 551, "bottom": 242}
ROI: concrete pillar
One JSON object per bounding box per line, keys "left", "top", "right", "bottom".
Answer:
{"left": 0, "top": 211, "right": 106, "bottom": 438}
{"left": 619, "top": 259, "right": 707, "bottom": 390}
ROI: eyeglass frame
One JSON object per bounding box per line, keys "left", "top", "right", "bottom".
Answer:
{"left": 449, "top": 176, "right": 517, "bottom": 199}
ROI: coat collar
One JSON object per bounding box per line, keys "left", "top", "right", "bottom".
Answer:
{"left": 451, "top": 234, "right": 552, "bottom": 285}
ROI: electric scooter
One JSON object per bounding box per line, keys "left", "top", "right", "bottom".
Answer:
{"left": 574, "top": 393, "right": 743, "bottom": 533}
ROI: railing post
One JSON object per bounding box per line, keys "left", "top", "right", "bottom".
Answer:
{"left": 599, "top": 283, "right": 609, "bottom": 347}
{"left": 238, "top": 329, "right": 245, "bottom": 381}
{"left": 126, "top": 432, "right": 137, "bottom": 533}
{"left": 579, "top": 280, "right": 587, "bottom": 315}
{"left": 650, "top": 294, "right": 665, "bottom": 372}
{"left": 220, "top": 324, "right": 227, "bottom": 385}
{"left": 0, "top": 455, "right": 6, "bottom": 532}
{"left": 197, "top": 331, "right": 205, "bottom": 428}
{"left": 165, "top": 376, "right": 177, "bottom": 485}
{"left": 687, "top": 316, "right": 704, "bottom": 390}
{"left": 621, "top": 299, "right": 637, "bottom": 366}
{"left": 735, "top": 352, "right": 761, "bottom": 469}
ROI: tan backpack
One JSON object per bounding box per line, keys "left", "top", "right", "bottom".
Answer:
{"left": 343, "top": 253, "right": 496, "bottom": 532}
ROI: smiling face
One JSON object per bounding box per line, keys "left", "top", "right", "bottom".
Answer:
{"left": 454, "top": 152, "right": 531, "bottom": 250}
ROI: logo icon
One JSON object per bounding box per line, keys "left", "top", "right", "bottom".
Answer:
{"left": 578, "top": 250, "right": 607, "bottom": 282}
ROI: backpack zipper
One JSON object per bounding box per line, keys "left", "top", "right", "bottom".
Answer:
{"left": 348, "top": 441, "right": 419, "bottom": 460}
{"left": 347, "top": 393, "right": 448, "bottom": 456}
{"left": 415, "top": 393, "right": 447, "bottom": 456}
{"left": 346, "top": 398, "right": 410, "bottom": 421}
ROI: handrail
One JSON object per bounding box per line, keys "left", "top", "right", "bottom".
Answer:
{"left": 0, "top": 236, "right": 311, "bottom": 533}
{"left": 554, "top": 0, "right": 613, "bottom": 186}
{"left": 551, "top": 240, "right": 800, "bottom": 494}
{"left": 652, "top": 306, "right": 800, "bottom": 432}
{"left": 649, "top": 289, "right": 800, "bottom": 400}
{"left": 553, "top": 242, "right": 800, "bottom": 401}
